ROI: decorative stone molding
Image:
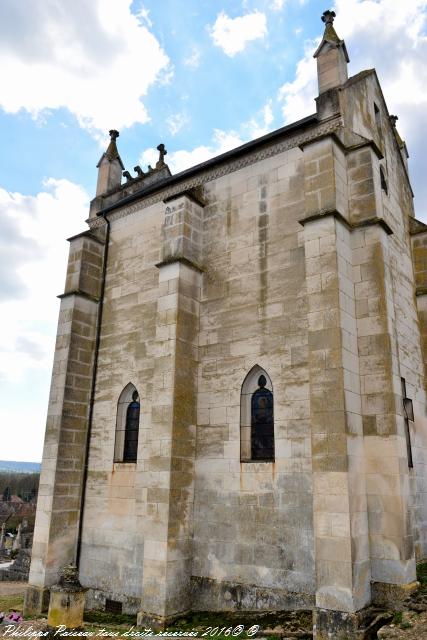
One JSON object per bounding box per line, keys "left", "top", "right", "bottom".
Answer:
{"left": 87, "top": 117, "right": 342, "bottom": 230}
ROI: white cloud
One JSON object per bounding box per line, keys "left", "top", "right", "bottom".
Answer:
{"left": 166, "top": 112, "right": 189, "bottom": 136}
{"left": 278, "top": 38, "right": 318, "bottom": 124}
{"left": 135, "top": 5, "right": 153, "bottom": 28}
{"left": 271, "top": 0, "right": 286, "bottom": 10}
{"left": 0, "top": 0, "right": 169, "bottom": 136}
{"left": 0, "top": 178, "right": 88, "bottom": 384}
{"left": 139, "top": 100, "right": 276, "bottom": 176}
{"left": 0, "top": 177, "right": 89, "bottom": 460}
{"left": 184, "top": 47, "right": 202, "bottom": 68}
{"left": 210, "top": 11, "right": 268, "bottom": 57}
{"left": 244, "top": 100, "right": 274, "bottom": 139}
{"left": 140, "top": 129, "right": 245, "bottom": 175}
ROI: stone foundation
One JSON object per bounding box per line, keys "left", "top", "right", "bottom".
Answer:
{"left": 371, "top": 580, "right": 419, "bottom": 607}
{"left": 84, "top": 588, "right": 141, "bottom": 615}
{"left": 313, "top": 608, "right": 365, "bottom": 640}
{"left": 191, "top": 576, "right": 315, "bottom": 612}
{"left": 137, "top": 610, "right": 191, "bottom": 632}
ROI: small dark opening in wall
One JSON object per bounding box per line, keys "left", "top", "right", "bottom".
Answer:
{"left": 401, "top": 377, "right": 414, "bottom": 469}
{"left": 105, "top": 599, "right": 123, "bottom": 614}
{"left": 380, "top": 167, "right": 388, "bottom": 195}
{"left": 374, "top": 102, "right": 382, "bottom": 138}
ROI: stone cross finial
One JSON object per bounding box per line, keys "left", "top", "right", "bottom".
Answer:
{"left": 156, "top": 143, "right": 167, "bottom": 169}
{"left": 321, "top": 9, "right": 336, "bottom": 24}
{"left": 109, "top": 129, "right": 119, "bottom": 141}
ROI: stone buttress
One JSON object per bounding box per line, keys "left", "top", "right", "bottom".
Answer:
{"left": 137, "top": 192, "right": 203, "bottom": 626}
{"left": 301, "top": 10, "right": 420, "bottom": 638}
{"left": 24, "top": 229, "right": 105, "bottom": 615}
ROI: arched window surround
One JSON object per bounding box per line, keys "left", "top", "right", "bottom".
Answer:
{"left": 114, "top": 382, "right": 140, "bottom": 463}
{"left": 240, "top": 365, "right": 275, "bottom": 462}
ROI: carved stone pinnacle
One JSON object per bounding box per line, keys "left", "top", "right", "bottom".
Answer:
{"left": 109, "top": 129, "right": 119, "bottom": 141}
{"left": 321, "top": 10, "right": 336, "bottom": 24}
{"left": 156, "top": 143, "right": 167, "bottom": 169}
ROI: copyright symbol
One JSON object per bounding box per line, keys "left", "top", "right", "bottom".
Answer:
{"left": 247, "top": 625, "right": 259, "bottom": 637}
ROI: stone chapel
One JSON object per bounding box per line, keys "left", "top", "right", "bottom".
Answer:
{"left": 24, "top": 10, "right": 427, "bottom": 639}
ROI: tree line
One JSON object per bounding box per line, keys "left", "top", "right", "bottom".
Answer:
{"left": 0, "top": 472, "right": 39, "bottom": 503}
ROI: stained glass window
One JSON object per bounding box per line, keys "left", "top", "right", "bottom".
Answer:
{"left": 251, "top": 375, "right": 274, "bottom": 460}
{"left": 114, "top": 383, "right": 140, "bottom": 463}
{"left": 123, "top": 390, "right": 140, "bottom": 462}
{"left": 240, "top": 366, "right": 275, "bottom": 462}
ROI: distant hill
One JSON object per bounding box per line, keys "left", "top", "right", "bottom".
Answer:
{"left": 0, "top": 461, "right": 41, "bottom": 474}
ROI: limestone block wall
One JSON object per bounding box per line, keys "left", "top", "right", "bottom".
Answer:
{"left": 372, "top": 85, "right": 427, "bottom": 564}
{"left": 192, "top": 147, "right": 316, "bottom": 610}
{"left": 56, "top": 80, "right": 427, "bottom": 617}
{"left": 387, "top": 224, "right": 427, "bottom": 564}
{"left": 342, "top": 69, "right": 427, "bottom": 567}
{"left": 79, "top": 203, "right": 164, "bottom": 611}
{"left": 410, "top": 228, "right": 427, "bottom": 558}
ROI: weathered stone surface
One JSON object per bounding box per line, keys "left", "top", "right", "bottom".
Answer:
{"left": 26, "top": 11, "right": 427, "bottom": 640}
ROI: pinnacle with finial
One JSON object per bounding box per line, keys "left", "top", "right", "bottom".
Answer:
{"left": 96, "top": 128, "right": 124, "bottom": 170}
{"left": 321, "top": 10, "right": 336, "bottom": 25}
{"left": 314, "top": 8, "right": 349, "bottom": 61}
{"left": 105, "top": 129, "right": 122, "bottom": 164}
{"left": 156, "top": 143, "right": 168, "bottom": 169}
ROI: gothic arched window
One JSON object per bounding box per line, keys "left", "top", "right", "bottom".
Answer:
{"left": 240, "top": 366, "right": 274, "bottom": 462}
{"left": 114, "top": 383, "right": 140, "bottom": 463}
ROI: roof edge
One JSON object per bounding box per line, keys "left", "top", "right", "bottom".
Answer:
{"left": 96, "top": 113, "right": 318, "bottom": 217}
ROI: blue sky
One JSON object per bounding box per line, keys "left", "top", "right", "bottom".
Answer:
{"left": 1, "top": 0, "right": 426, "bottom": 462}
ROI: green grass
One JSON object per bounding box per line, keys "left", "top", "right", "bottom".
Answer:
{"left": 0, "top": 592, "right": 24, "bottom": 613}
{"left": 392, "top": 611, "right": 403, "bottom": 624}
{"left": 84, "top": 611, "right": 137, "bottom": 626}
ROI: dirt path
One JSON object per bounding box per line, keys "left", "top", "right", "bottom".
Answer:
{"left": 0, "top": 581, "right": 26, "bottom": 596}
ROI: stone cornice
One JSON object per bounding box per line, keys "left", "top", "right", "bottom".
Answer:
{"left": 163, "top": 188, "right": 206, "bottom": 207}
{"left": 87, "top": 116, "right": 342, "bottom": 229}
{"left": 352, "top": 216, "right": 393, "bottom": 235}
{"left": 299, "top": 208, "right": 350, "bottom": 229}
{"left": 66, "top": 230, "right": 105, "bottom": 245}
{"left": 58, "top": 290, "right": 100, "bottom": 303}
{"left": 155, "top": 256, "right": 205, "bottom": 273}
{"left": 299, "top": 209, "right": 393, "bottom": 235}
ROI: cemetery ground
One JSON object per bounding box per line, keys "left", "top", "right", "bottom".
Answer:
{"left": 0, "top": 565, "right": 427, "bottom": 639}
